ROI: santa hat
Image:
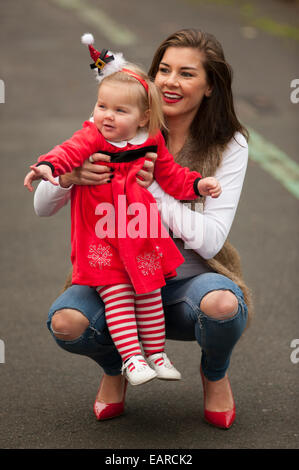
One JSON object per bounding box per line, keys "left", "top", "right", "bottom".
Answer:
{"left": 81, "top": 33, "right": 126, "bottom": 82}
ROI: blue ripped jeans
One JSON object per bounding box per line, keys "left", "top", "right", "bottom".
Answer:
{"left": 47, "top": 273, "right": 248, "bottom": 381}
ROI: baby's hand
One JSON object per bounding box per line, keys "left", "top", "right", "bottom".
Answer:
{"left": 24, "top": 164, "right": 58, "bottom": 192}
{"left": 197, "top": 177, "right": 222, "bottom": 198}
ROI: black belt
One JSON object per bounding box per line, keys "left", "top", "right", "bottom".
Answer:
{"left": 99, "top": 145, "right": 158, "bottom": 163}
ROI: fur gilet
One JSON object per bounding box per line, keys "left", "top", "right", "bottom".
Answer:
{"left": 175, "top": 136, "right": 254, "bottom": 323}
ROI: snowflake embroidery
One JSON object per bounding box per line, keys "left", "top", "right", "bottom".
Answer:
{"left": 88, "top": 244, "right": 112, "bottom": 269}
{"left": 136, "top": 250, "right": 162, "bottom": 276}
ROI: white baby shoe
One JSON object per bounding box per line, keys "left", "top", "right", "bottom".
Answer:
{"left": 147, "top": 352, "right": 181, "bottom": 380}
{"left": 122, "top": 355, "right": 157, "bottom": 386}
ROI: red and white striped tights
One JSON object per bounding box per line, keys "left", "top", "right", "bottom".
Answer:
{"left": 96, "top": 284, "right": 165, "bottom": 363}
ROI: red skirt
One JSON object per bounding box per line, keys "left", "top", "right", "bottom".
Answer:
{"left": 70, "top": 157, "right": 184, "bottom": 294}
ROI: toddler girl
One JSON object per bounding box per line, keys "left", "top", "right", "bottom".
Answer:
{"left": 24, "top": 34, "right": 221, "bottom": 386}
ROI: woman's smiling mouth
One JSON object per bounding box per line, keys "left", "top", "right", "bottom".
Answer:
{"left": 162, "top": 92, "right": 183, "bottom": 103}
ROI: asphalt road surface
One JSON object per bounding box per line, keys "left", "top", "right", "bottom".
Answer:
{"left": 0, "top": 0, "right": 298, "bottom": 452}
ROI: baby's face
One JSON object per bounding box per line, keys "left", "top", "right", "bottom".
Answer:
{"left": 93, "top": 82, "right": 148, "bottom": 142}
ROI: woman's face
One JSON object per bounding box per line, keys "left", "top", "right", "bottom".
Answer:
{"left": 154, "top": 47, "right": 212, "bottom": 121}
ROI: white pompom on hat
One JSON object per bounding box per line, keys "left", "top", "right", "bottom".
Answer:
{"left": 81, "top": 32, "right": 127, "bottom": 82}
{"left": 81, "top": 33, "right": 94, "bottom": 45}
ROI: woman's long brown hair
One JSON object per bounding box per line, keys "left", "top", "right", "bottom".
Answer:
{"left": 148, "top": 29, "right": 248, "bottom": 157}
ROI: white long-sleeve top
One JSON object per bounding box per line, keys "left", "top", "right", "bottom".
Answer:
{"left": 33, "top": 132, "right": 248, "bottom": 277}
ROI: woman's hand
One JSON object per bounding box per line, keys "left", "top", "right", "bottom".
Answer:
{"left": 59, "top": 153, "right": 113, "bottom": 188}
{"left": 197, "top": 177, "right": 222, "bottom": 198}
{"left": 136, "top": 152, "right": 157, "bottom": 188}
{"left": 59, "top": 151, "right": 158, "bottom": 189}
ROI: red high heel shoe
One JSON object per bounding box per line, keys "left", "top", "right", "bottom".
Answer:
{"left": 200, "top": 367, "right": 236, "bottom": 429}
{"left": 93, "top": 376, "right": 128, "bottom": 421}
